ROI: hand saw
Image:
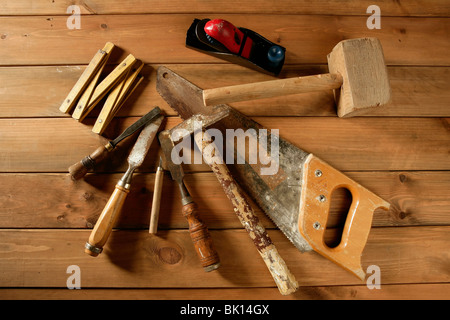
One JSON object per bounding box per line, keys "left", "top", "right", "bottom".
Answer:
{"left": 156, "top": 66, "right": 390, "bottom": 280}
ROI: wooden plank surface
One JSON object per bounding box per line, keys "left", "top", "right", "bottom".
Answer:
{"left": 0, "top": 171, "right": 449, "bottom": 229}
{"left": 0, "top": 0, "right": 449, "bottom": 303}
{"left": 1, "top": 65, "right": 449, "bottom": 118}
{"left": 0, "top": 117, "right": 448, "bottom": 172}
{"left": 1, "top": 0, "right": 449, "bottom": 16}
{"left": 0, "top": 15, "right": 449, "bottom": 66}
{"left": 2, "top": 284, "right": 450, "bottom": 300}
{"left": 0, "top": 227, "right": 448, "bottom": 288}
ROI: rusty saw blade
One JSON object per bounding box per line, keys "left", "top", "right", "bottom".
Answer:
{"left": 156, "top": 66, "right": 312, "bottom": 252}
{"left": 156, "top": 66, "right": 391, "bottom": 281}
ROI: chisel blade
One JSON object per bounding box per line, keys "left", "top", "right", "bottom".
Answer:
{"left": 110, "top": 107, "right": 161, "bottom": 148}
{"left": 127, "top": 115, "right": 163, "bottom": 168}
{"left": 158, "top": 130, "right": 184, "bottom": 183}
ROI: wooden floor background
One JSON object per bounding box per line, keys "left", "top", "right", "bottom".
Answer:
{"left": 0, "top": 1, "right": 449, "bottom": 301}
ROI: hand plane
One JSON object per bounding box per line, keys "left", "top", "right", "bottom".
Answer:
{"left": 156, "top": 66, "right": 390, "bottom": 281}
{"left": 186, "top": 18, "right": 286, "bottom": 76}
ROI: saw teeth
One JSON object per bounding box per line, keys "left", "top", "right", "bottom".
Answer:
{"left": 263, "top": 204, "right": 298, "bottom": 247}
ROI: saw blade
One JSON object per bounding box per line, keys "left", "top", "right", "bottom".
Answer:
{"left": 156, "top": 66, "right": 313, "bottom": 252}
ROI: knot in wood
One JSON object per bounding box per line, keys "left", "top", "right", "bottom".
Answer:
{"left": 157, "top": 246, "right": 182, "bottom": 265}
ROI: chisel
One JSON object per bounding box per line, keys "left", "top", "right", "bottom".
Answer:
{"left": 69, "top": 107, "right": 161, "bottom": 180}
{"left": 85, "top": 115, "right": 164, "bottom": 256}
{"left": 159, "top": 130, "right": 220, "bottom": 272}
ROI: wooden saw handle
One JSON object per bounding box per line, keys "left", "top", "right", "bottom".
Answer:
{"left": 194, "top": 131, "right": 298, "bottom": 295}
{"left": 202, "top": 73, "right": 343, "bottom": 106}
{"left": 299, "top": 154, "right": 390, "bottom": 280}
{"left": 69, "top": 144, "right": 112, "bottom": 180}
{"left": 182, "top": 201, "right": 221, "bottom": 272}
{"left": 85, "top": 184, "right": 129, "bottom": 256}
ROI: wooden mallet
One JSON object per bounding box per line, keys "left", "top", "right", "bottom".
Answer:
{"left": 202, "top": 38, "right": 391, "bottom": 118}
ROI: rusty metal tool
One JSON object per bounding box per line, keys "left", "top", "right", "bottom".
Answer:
{"left": 162, "top": 107, "right": 297, "bottom": 294}
{"left": 69, "top": 107, "right": 161, "bottom": 180}
{"left": 85, "top": 115, "right": 163, "bottom": 256}
{"left": 156, "top": 66, "right": 390, "bottom": 281}
{"left": 159, "top": 130, "right": 220, "bottom": 272}
{"left": 194, "top": 130, "right": 298, "bottom": 295}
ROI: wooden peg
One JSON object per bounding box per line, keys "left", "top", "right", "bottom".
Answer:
{"left": 149, "top": 157, "right": 164, "bottom": 234}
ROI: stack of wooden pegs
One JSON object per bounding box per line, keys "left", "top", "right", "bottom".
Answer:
{"left": 59, "top": 42, "right": 144, "bottom": 135}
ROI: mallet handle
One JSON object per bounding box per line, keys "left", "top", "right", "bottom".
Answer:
{"left": 203, "top": 73, "right": 343, "bottom": 106}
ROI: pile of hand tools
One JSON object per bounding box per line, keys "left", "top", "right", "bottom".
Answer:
{"left": 61, "top": 19, "right": 392, "bottom": 296}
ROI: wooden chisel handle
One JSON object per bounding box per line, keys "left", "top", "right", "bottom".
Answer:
{"left": 194, "top": 131, "right": 298, "bottom": 295}
{"left": 85, "top": 184, "right": 129, "bottom": 256}
{"left": 149, "top": 165, "right": 164, "bottom": 233}
{"left": 182, "top": 201, "right": 220, "bottom": 272}
{"left": 202, "top": 73, "right": 343, "bottom": 106}
{"left": 69, "top": 143, "right": 113, "bottom": 180}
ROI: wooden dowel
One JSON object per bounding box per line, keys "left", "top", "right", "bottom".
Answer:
{"left": 149, "top": 164, "right": 164, "bottom": 234}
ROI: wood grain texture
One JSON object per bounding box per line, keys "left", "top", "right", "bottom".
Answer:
{"left": 0, "top": 227, "right": 448, "bottom": 288}
{"left": 0, "top": 15, "right": 448, "bottom": 66}
{"left": 0, "top": 117, "right": 448, "bottom": 172}
{"left": 1, "top": 284, "right": 449, "bottom": 300}
{"left": 1, "top": 0, "right": 449, "bottom": 16}
{"left": 1, "top": 65, "right": 448, "bottom": 118}
{"left": 1, "top": 0, "right": 449, "bottom": 301}
{"left": 1, "top": 171, "right": 449, "bottom": 229}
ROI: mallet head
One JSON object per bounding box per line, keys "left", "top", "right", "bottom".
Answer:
{"left": 327, "top": 38, "right": 391, "bottom": 118}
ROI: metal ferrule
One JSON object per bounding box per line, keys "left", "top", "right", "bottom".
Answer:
{"left": 118, "top": 166, "right": 135, "bottom": 190}
{"left": 85, "top": 242, "right": 102, "bottom": 254}
{"left": 179, "top": 182, "right": 193, "bottom": 205}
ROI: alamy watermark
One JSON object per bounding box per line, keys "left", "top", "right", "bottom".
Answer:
{"left": 171, "top": 121, "right": 280, "bottom": 176}
{"left": 66, "top": 265, "right": 81, "bottom": 289}
{"left": 367, "top": 5, "right": 381, "bottom": 29}
{"left": 66, "top": 5, "right": 81, "bottom": 30}
{"left": 66, "top": 264, "right": 381, "bottom": 290}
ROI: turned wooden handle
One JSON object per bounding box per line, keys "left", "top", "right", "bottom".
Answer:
{"left": 194, "top": 131, "right": 298, "bottom": 295}
{"left": 202, "top": 73, "right": 343, "bottom": 106}
{"left": 85, "top": 184, "right": 129, "bottom": 256}
{"left": 149, "top": 167, "right": 164, "bottom": 234}
{"left": 69, "top": 144, "right": 112, "bottom": 180}
{"left": 182, "top": 202, "right": 220, "bottom": 272}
